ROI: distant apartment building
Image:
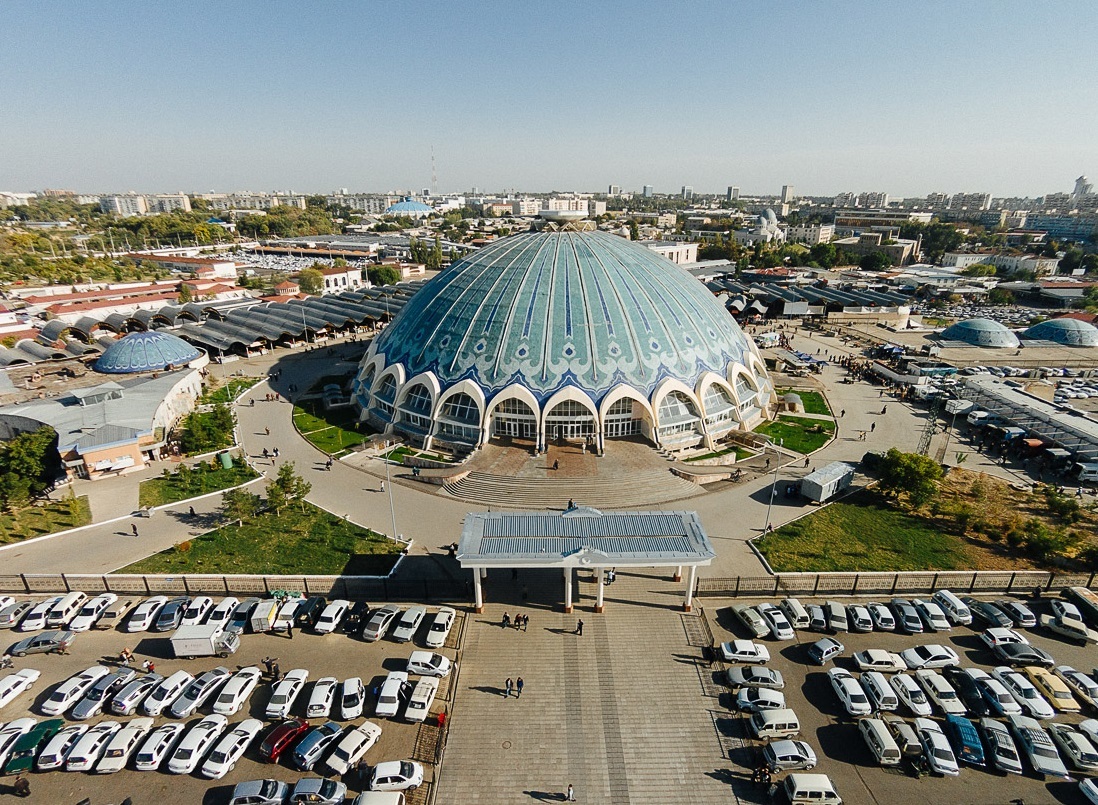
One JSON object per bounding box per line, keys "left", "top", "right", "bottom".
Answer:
{"left": 510, "top": 198, "right": 542, "bottom": 216}
{"left": 545, "top": 197, "right": 606, "bottom": 217}
{"left": 989, "top": 254, "right": 1061, "bottom": 276}
{"left": 324, "top": 194, "right": 394, "bottom": 214}
{"left": 629, "top": 212, "right": 678, "bottom": 228}
{"left": 196, "top": 193, "right": 307, "bottom": 211}
{"left": 100, "top": 195, "right": 149, "bottom": 217}
{"left": 1025, "top": 214, "right": 1098, "bottom": 242}
{"left": 148, "top": 194, "right": 192, "bottom": 213}
{"left": 727, "top": 186, "right": 740, "bottom": 201}
{"left": 681, "top": 186, "right": 694, "bottom": 200}
{"left": 781, "top": 185, "right": 795, "bottom": 204}
{"left": 951, "top": 192, "right": 992, "bottom": 210}
{"left": 833, "top": 232, "right": 919, "bottom": 265}
{"left": 607, "top": 185, "right": 621, "bottom": 195}
{"left": 833, "top": 209, "right": 931, "bottom": 231}
{"left": 319, "top": 265, "right": 364, "bottom": 294}
{"left": 642, "top": 185, "right": 654, "bottom": 198}
{"left": 641, "top": 241, "right": 699, "bottom": 265}
{"left": 835, "top": 191, "right": 890, "bottom": 208}
{"left": 785, "top": 223, "right": 835, "bottom": 245}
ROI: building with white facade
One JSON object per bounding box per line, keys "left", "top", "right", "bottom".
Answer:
{"left": 785, "top": 223, "right": 835, "bottom": 245}
{"left": 319, "top": 265, "right": 364, "bottom": 294}
{"left": 641, "top": 241, "right": 699, "bottom": 265}
{"left": 100, "top": 195, "right": 149, "bottom": 217}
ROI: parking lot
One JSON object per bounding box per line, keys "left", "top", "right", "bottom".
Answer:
{"left": 0, "top": 596, "right": 462, "bottom": 804}
{"left": 707, "top": 593, "right": 1098, "bottom": 805}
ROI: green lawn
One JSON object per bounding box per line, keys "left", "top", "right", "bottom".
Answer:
{"left": 204, "top": 377, "right": 261, "bottom": 405}
{"left": 138, "top": 458, "right": 259, "bottom": 508}
{"left": 684, "top": 446, "right": 753, "bottom": 463}
{"left": 755, "top": 490, "right": 974, "bottom": 572}
{"left": 292, "top": 403, "right": 368, "bottom": 457}
{"left": 120, "top": 503, "right": 404, "bottom": 575}
{"left": 776, "top": 388, "right": 832, "bottom": 416}
{"left": 0, "top": 496, "right": 92, "bottom": 544}
{"left": 754, "top": 415, "right": 836, "bottom": 454}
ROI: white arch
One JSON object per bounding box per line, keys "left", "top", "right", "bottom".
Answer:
{"left": 431, "top": 380, "right": 488, "bottom": 447}
{"left": 375, "top": 363, "right": 406, "bottom": 392}
{"left": 598, "top": 384, "right": 655, "bottom": 423}
{"left": 650, "top": 377, "right": 703, "bottom": 422}
{"left": 541, "top": 386, "right": 598, "bottom": 448}
{"left": 393, "top": 371, "right": 441, "bottom": 411}
{"left": 486, "top": 383, "right": 542, "bottom": 419}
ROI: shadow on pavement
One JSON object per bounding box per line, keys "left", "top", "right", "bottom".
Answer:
{"left": 522, "top": 790, "right": 567, "bottom": 802}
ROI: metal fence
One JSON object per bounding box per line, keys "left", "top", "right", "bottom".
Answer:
{"left": 696, "top": 570, "right": 1098, "bottom": 599}
{"left": 0, "top": 574, "right": 470, "bottom": 601}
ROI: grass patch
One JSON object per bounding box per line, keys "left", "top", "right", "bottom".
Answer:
{"left": 0, "top": 496, "right": 91, "bottom": 543}
{"left": 120, "top": 502, "right": 404, "bottom": 575}
{"left": 292, "top": 402, "right": 368, "bottom": 456}
{"left": 755, "top": 490, "right": 975, "bottom": 572}
{"left": 754, "top": 415, "right": 836, "bottom": 454}
{"left": 684, "top": 446, "right": 753, "bottom": 463}
{"left": 204, "top": 377, "right": 261, "bottom": 405}
{"left": 380, "top": 446, "right": 455, "bottom": 465}
{"left": 776, "top": 388, "right": 831, "bottom": 416}
{"left": 139, "top": 457, "right": 258, "bottom": 508}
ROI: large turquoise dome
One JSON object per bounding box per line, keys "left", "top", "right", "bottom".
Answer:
{"left": 95, "top": 330, "right": 202, "bottom": 374}
{"left": 354, "top": 226, "right": 770, "bottom": 453}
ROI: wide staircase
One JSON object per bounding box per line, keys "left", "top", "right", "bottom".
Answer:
{"left": 442, "top": 468, "right": 704, "bottom": 509}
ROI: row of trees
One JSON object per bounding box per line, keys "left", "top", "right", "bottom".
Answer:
{"left": 220, "top": 462, "right": 311, "bottom": 524}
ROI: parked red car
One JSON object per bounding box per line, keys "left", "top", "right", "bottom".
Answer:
{"left": 259, "top": 718, "right": 309, "bottom": 762}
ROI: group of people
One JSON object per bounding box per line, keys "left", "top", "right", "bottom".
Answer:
{"left": 501, "top": 612, "right": 529, "bottom": 631}
{"left": 262, "top": 656, "right": 281, "bottom": 681}
{"left": 503, "top": 676, "right": 525, "bottom": 698}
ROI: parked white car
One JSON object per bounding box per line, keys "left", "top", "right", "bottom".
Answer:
{"left": 361, "top": 604, "right": 401, "bottom": 641}
{"left": 375, "top": 672, "right": 409, "bottom": 718}
{"left": 756, "top": 603, "right": 795, "bottom": 640}
{"left": 0, "top": 719, "right": 36, "bottom": 769}
{"left": 0, "top": 669, "right": 40, "bottom": 711}
{"left": 981, "top": 627, "right": 1030, "bottom": 648}
{"left": 914, "top": 669, "right": 966, "bottom": 716}
{"left": 405, "top": 677, "right": 440, "bottom": 723}
{"left": 719, "top": 640, "right": 770, "bottom": 663}
{"left": 846, "top": 605, "right": 874, "bottom": 633}
{"left": 200, "top": 718, "right": 263, "bottom": 779}
{"left": 126, "top": 596, "right": 169, "bottom": 632}
{"left": 392, "top": 606, "right": 427, "bottom": 643}
{"left": 425, "top": 606, "right": 456, "bottom": 648}
{"left": 36, "top": 724, "right": 88, "bottom": 771}
{"left": 967, "top": 668, "right": 1023, "bottom": 717}
{"left": 370, "top": 759, "right": 424, "bottom": 792}
{"left": 407, "top": 651, "right": 452, "bottom": 678}
{"left": 96, "top": 717, "right": 154, "bottom": 773}
{"left": 900, "top": 644, "right": 960, "bottom": 670}
{"left": 206, "top": 597, "right": 240, "bottom": 631}
{"left": 142, "top": 670, "right": 194, "bottom": 717}
{"left": 915, "top": 717, "right": 960, "bottom": 776}
{"left": 110, "top": 673, "right": 163, "bottom": 717}
{"left": 325, "top": 721, "right": 382, "bottom": 776}
{"left": 912, "top": 598, "right": 952, "bottom": 631}
{"left": 314, "top": 600, "right": 350, "bottom": 635}
{"left": 272, "top": 599, "right": 302, "bottom": 632}
{"left": 41, "top": 665, "right": 110, "bottom": 716}
{"left": 66, "top": 720, "right": 121, "bottom": 772}
{"left": 19, "top": 597, "right": 62, "bottom": 631}
{"left": 736, "top": 686, "right": 786, "bottom": 714}
{"left": 266, "top": 669, "right": 308, "bottom": 719}
{"left": 69, "top": 593, "right": 118, "bottom": 633}
{"left": 180, "top": 596, "right": 216, "bottom": 627}
{"left": 214, "top": 667, "right": 263, "bottom": 716}
{"left": 993, "top": 666, "right": 1056, "bottom": 720}
{"left": 866, "top": 602, "right": 896, "bottom": 631}
{"left": 828, "top": 668, "right": 871, "bottom": 717}
{"left": 134, "top": 722, "right": 186, "bottom": 772}
{"left": 306, "top": 677, "right": 338, "bottom": 718}
{"left": 1048, "top": 723, "right": 1098, "bottom": 773}
{"left": 340, "top": 677, "right": 366, "bottom": 720}
{"left": 168, "top": 714, "right": 229, "bottom": 774}
{"left": 890, "top": 673, "right": 933, "bottom": 717}
{"left": 853, "top": 650, "right": 905, "bottom": 673}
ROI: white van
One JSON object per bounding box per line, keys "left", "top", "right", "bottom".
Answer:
{"left": 351, "top": 793, "right": 406, "bottom": 805}
{"left": 784, "top": 773, "right": 842, "bottom": 805}
{"left": 749, "top": 708, "right": 800, "bottom": 740}
{"left": 404, "top": 677, "right": 438, "bottom": 723}
{"left": 780, "top": 598, "right": 810, "bottom": 631}
{"left": 860, "top": 672, "right": 899, "bottom": 712}
{"left": 1075, "top": 463, "right": 1098, "bottom": 483}
{"left": 857, "top": 718, "right": 901, "bottom": 766}
{"left": 931, "top": 590, "right": 972, "bottom": 626}
{"left": 967, "top": 410, "right": 990, "bottom": 426}
{"left": 47, "top": 591, "right": 89, "bottom": 628}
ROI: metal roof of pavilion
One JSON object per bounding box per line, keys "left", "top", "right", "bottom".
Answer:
{"left": 457, "top": 507, "right": 714, "bottom": 568}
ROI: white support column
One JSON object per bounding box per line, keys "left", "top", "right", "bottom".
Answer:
{"left": 563, "top": 567, "right": 573, "bottom": 614}
{"left": 595, "top": 567, "right": 605, "bottom": 613}
{"left": 673, "top": 565, "right": 683, "bottom": 582}
{"left": 683, "top": 564, "right": 698, "bottom": 612}
{"left": 473, "top": 568, "right": 484, "bottom": 614}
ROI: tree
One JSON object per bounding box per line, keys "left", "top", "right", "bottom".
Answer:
{"left": 426, "top": 237, "right": 443, "bottom": 270}
{"left": 0, "top": 426, "right": 61, "bottom": 509}
{"left": 368, "top": 265, "right": 401, "bottom": 286}
{"left": 177, "top": 283, "right": 194, "bottom": 304}
{"left": 809, "top": 242, "right": 838, "bottom": 268}
{"left": 961, "top": 264, "right": 997, "bottom": 277}
{"left": 987, "top": 287, "right": 1015, "bottom": 305}
{"left": 628, "top": 220, "right": 640, "bottom": 241}
{"left": 859, "top": 252, "right": 893, "bottom": 271}
{"left": 877, "top": 448, "right": 944, "bottom": 508}
{"left": 298, "top": 268, "right": 324, "bottom": 295}
{"left": 266, "top": 462, "right": 311, "bottom": 514}
{"left": 221, "top": 487, "right": 260, "bottom": 525}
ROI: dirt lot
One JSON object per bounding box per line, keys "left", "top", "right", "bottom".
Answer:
{"left": 706, "top": 594, "right": 1098, "bottom": 805}
{"left": 0, "top": 599, "right": 463, "bottom": 805}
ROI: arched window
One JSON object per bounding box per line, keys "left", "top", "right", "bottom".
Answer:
{"left": 374, "top": 375, "right": 398, "bottom": 417}
{"left": 545, "top": 399, "right": 596, "bottom": 440}
{"left": 492, "top": 397, "right": 537, "bottom": 439}
{"left": 355, "top": 367, "right": 376, "bottom": 409}
{"left": 656, "top": 391, "right": 702, "bottom": 445}
{"left": 734, "top": 374, "right": 759, "bottom": 417}
{"left": 398, "top": 383, "right": 433, "bottom": 431}
{"left": 604, "top": 397, "right": 643, "bottom": 438}
{"left": 703, "top": 384, "right": 736, "bottom": 430}
{"left": 436, "top": 392, "right": 481, "bottom": 443}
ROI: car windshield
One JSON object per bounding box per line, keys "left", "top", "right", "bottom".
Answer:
{"left": 176, "top": 749, "right": 192, "bottom": 759}
{"left": 400, "top": 761, "right": 414, "bottom": 776}
{"left": 345, "top": 693, "right": 360, "bottom": 706}
{"left": 210, "top": 750, "right": 228, "bottom": 763}
{"left": 105, "top": 748, "right": 123, "bottom": 758}
{"left": 940, "top": 690, "right": 957, "bottom": 700}
{"left": 319, "top": 781, "right": 337, "bottom": 796}
{"left": 217, "top": 693, "right": 234, "bottom": 703}
{"left": 933, "top": 748, "right": 954, "bottom": 761}
{"left": 1034, "top": 746, "right": 1058, "bottom": 759}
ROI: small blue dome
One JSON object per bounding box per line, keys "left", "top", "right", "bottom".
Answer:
{"left": 384, "top": 197, "right": 434, "bottom": 215}
{"left": 1022, "top": 318, "right": 1098, "bottom": 347}
{"left": 95, "top": 331, "right": 202, "bottom": 374}
{"left": 940, "top": 318, "right": 1020, "bottom": 348}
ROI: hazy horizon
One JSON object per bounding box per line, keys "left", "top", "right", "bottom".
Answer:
{"left": 2, "top": 1, "right": 1095, "bottom": 198}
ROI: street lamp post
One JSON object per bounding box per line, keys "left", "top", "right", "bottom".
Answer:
{"left": 763, "top": 439, "right": 783, "bottom": 533}
{"left": 385, "top": 450, "right": 397, "bottom": 540}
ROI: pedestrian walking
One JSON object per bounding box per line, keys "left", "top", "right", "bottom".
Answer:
{"left": 566, "top": 783, "right": 575, "bottom": 801}
{"left": 516, "top": 677, "right": 524, "bottom": 698}
{"left": 870, "top": 422, "right": 876, "bottom": 432}
{"left": 840, "top": 409, "right": 845, "bottom": 417}
{"left": 263, "top": 448, "right": 269, "bottom": 459}
{"left": 265, "top": 426, "right": 270, "bottom": 436}
{"left": 513, "top": 613, "right": 522, "bottom": 629}
{"left": 273, "top": 447, "right": 279, "bottom": 458}
{"left": 553, "top": 459, "right": 559, "bottom": 471}
{"left": 804, "top": 457, "right": 810, "bottom": 468}
{"left": 502, "top": 612, "right": 511, "bottom": 628}
{"left": 576, "top": 619, "right": 584, "bottom": 636}
{"left": 286, "top": 623, "right": 294, "bottom": 639}
{"left": 272, "top": 663, "right": 281, "bottom": 680}
{"left": 522, "top": 613, "right": 528, "bottom": 630}
{"left": 188, "top": 505, "right": 196, "bottom": 517}
{"left": 881, "top": 405, "right": 888, "bottom": 415}
{"left": 567, "top": 498, "right": 574, "bottom": 509}
{"left": 505, "top": 677, "right": 513, "bottom": 697}
{"left": 380, "top": 480, "right": 385, "bottom": 493}
{"left": 131, "top": 523, "right": 139, "bottom": 537}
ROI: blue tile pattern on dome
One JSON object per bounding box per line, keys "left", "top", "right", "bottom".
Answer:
{"left": 95, "top": 331, "right": 201, "bottom": 374}
{"left": 369, "top": 230, "right": 755, "bottom": 404}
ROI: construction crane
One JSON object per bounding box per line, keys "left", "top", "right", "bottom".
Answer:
{"left": 917, "top": 393, "right": 943, "bottom": 457}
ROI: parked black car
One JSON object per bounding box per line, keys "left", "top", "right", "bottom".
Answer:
{"left": 944, "top": 666, "right": 989, "bottom": 717}
{"left": 294, "top": 597, "right": 327, "bottom": 630}
{"left": 962, "top": 597, "right": 1013, "bottom": 629}
{"left": 343, "top": 601, "right": 369, "bottom": 634}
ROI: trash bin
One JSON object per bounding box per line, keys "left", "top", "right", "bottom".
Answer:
{"left": 219, "top": 451, "right": 234, "bottom": 470}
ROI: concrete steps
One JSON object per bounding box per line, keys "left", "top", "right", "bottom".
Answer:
{"left": 441, "top": 469, "right": 704, "bottom": 510}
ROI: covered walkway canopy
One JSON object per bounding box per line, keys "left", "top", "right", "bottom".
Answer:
{"left": 457, "top": 507, "right": 714, "bottom": 613}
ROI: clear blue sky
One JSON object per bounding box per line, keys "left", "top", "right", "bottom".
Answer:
{"left": 2, "top": 1, "right": 1095, "bottom": 197}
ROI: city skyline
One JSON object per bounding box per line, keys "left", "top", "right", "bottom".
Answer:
{"left": 2, "top": 1, "right": 1096, "bottom": 196}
